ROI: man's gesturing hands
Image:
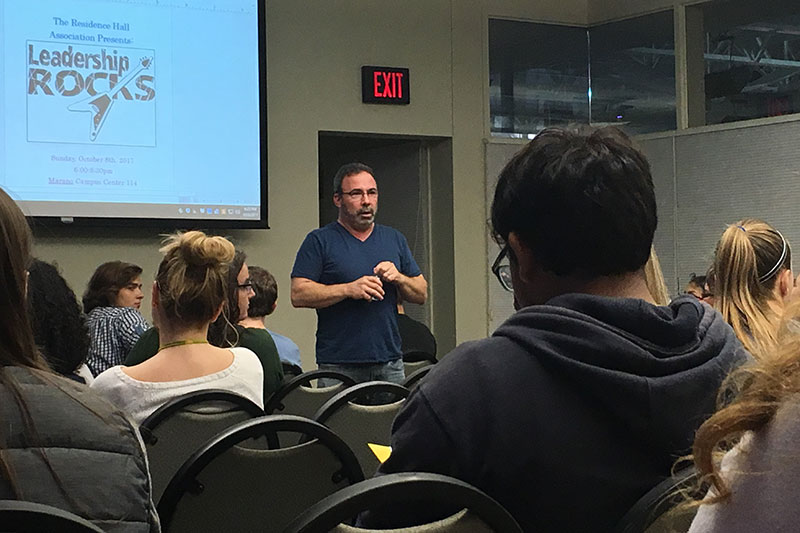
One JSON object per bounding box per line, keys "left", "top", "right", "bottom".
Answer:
{"left": 374, "top": 261, "right": 401, "bottom": 283}
{"left": 348, "top": 275, "right": 385, "bottom": 301}
{"left": 346, "top": 262, "right": 403, "bottom": 301}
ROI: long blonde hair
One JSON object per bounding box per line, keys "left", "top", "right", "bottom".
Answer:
{"left": 693, "top": 301, "right": 800, "bottom": 504}
{"left": 712, "top": 219, "right": 791, "bottom": 359}
{"left": 644, "top": 246, "right": 670, "bottom": 306}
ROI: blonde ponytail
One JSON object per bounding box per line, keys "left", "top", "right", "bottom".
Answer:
{"left": 712, "top": 219, "right": 791, "bottom": 359}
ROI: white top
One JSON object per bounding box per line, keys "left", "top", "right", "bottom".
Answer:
{"left": 688, "top": 398, "right": 800, "bottom": 532}
{"left": 91, "top": 347, "right": 264, "bottom": 425}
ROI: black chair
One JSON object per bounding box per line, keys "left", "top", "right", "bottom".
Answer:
{"left": 402, "top": 365, "right": 433, "bottom": 390}
{"left": 0, "top": 500, "right": 104, "bottom": 533}
{"left": 401, "top": 351, "right": 437, "bottom": 379}
{"left": 283, "top": 472, "right": 523, "bottom": 533}
{"left": 264, "top": 370, "right": 356, "bottom": 418}
{"left": 157, "top": 414, "right": 364, "bottom": 533}
{"left": 613, "top": 467, "right": 700, "bottom": 533}
{"left": 314, "top": 381, "right": 410, "bottom": 475}
{"left": 139, "top": 389, "right": 264, "bottom": 504}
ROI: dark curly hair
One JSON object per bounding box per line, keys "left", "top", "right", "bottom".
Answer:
{"left": 27, "top": 259, "right": 90, "bottom": 376}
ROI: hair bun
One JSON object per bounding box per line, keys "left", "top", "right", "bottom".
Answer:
{"left": 160, "top": 231, "right": 235, "bottom": 266}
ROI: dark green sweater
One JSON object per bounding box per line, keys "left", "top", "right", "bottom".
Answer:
{"left": 125, "top": 326, "right": 284, "bottom": 401}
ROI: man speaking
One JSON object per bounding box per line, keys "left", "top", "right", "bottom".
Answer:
{"left": 291, "top": 163, "right": 427, "bottom": 384}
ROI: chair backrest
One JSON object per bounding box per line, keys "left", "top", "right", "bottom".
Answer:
{"left": 139, "top": 389, "right": 265, "bottom": 504}
{"left": 264, "top": 370, "right": 356, "bottom": 418}
{"left": 0, "top": 500, "right": 104, "bottom": 533}
{"left": 314, "top": 381, "right": 410, "bottom": 476}
{"left": 157, "top": 414, "right": 364, "bottom": 533}
{"left": 401, "top": 352, "right": 436, "bottom": 379}
{"left": 402, "top": 365, "right": 433, "bottom": 390}
{"left": 613, "top": 467, "right": 700, "bottom": 533}
{"left": 283, "top": 472, "right": 523, "bottom": 533}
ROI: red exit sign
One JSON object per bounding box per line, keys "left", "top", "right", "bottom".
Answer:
{"left": 362, "top": 66, "right": 410, "bottom": 105}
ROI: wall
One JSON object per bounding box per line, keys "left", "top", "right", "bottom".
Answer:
{"left": 32, "top": 0, "right": 588, "bottom": 369}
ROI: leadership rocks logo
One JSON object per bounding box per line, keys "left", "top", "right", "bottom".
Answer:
{"left": 27, "top": 41, "right": 156, "bottom": 146}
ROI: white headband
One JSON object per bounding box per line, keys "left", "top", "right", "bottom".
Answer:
{"left": 758, "top": 230, "right": 788, "bottom": 283}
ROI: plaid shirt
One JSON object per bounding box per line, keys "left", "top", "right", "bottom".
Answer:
{"left": 86, "top": 307, "right": 149, "bottom": 376}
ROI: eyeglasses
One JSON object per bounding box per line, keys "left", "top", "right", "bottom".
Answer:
{"left": 339, "top": 188, "right": 378, "bottom": 199}
{"left": 492, "top": 245, "right": 513, "bottom": 292}
{"left": 237, "top": 281, "right": 254, "bottom": 291}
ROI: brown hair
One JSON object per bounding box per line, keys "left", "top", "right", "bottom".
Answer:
{"left": 0, "top": 187, "right": 47, "bottom": 496}
{"left": 82, "top": 261, "right": 143, "bottom": 313}
{"left": 692, "top": 302, "right": 800, "bottom": 504}
{"left": 208, "top": 249, "right": 246, "bottom": 347}
{"left": 248, "top": 265, "right": 278, "bottom": 317}
{"left": 155, "top": 231, "right": 235, "bottom": 328}
{"left": 0, "top": 188, "right": 43, "bottom": 369}
{"left": 712, "top": 219, "right": 791, "bottom": 359}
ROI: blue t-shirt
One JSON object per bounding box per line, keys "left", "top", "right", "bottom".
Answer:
{"left": 291, "top": 222, "right": 421, "bottom": 364}
{"left": 268, "top": 329, "right": 302, "bottom": 368}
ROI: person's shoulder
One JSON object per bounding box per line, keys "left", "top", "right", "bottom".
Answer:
{"left": 118, "top": 306, "right": 147, "bottom": 320}
{"left": 308, "top": 221, "right": 342, "bottom": 238}
{"left": 374, "top": 223, "right": 406, "bottom": 240}
{"left": 7, "top": 367, "right": 141, "bottom": 451}
{"left": 231, "top": 346, "right": 264, "bottom": 371}
{"left": 90, "top": 366, "right": 127, "bottom": 390}
{"left": 268, "top": 329, "right": 299, "bottom": 348}
{"left": 90, "top": 306, "right": 143, "bottom": 321}
{"left": 239, "top": 326, "right": 270, "bottom": 340}
{"left": 239, "top": 326, "right": 278, "bottom": 351}
{"left": 421, "top": 337, "right": 519, "bottom": 389}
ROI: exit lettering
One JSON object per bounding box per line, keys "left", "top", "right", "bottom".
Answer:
{"left": 373, "top": 71, "right": 404, "bottom": 99}
{"left": 362, "top": 66, "right": 410, "bottom": 105}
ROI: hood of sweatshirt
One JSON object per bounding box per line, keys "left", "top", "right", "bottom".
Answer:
{"left": 492, "top": 293, "right": 749, "bottom": 453}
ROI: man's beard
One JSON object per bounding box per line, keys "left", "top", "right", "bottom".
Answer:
{"left": 349, "top": 207, "right": 375, "bottom": 230}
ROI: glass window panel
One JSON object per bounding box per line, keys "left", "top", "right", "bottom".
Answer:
{"left": 489, "top": 20, "right": 589, "bottom": 137}
{"left": 590, "top": 11, "right": 676, "bottom": 135}
{"left": 702, "top": 0, "right": 800, "bottom": 125}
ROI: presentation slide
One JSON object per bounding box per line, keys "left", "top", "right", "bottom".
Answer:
{"left": 0, "top": 0, "right": 264, "bottom": 224}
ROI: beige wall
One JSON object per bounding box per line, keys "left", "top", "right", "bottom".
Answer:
{"left": 32, "top": 0, "right": 588, "bottom": 370}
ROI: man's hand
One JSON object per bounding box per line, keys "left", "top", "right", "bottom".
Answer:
{"left": 374, "top": 261, "right": 401, "bottom": 283}
{"left": 348, "top": 275, "right": 385, "bottom": 301}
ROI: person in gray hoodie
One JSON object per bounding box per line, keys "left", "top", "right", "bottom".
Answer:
{"left": 367, "top": 126, "right": 748, "bottom": 532}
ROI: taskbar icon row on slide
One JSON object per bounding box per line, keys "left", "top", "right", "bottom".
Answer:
{"left": 176, "top": 206, "right": 259, "bottom": 218}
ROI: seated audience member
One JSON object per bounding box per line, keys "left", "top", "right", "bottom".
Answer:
{"left": 239, "top": 265, "right": 303, "bottom": 375}
{"left": 83, "top": 260, "right": 149, "bottom": 376}
{"left": 396, "top": 294, "right": 436, "bottom": 359}
{"left": 124, "top": 250, "right": 284, "bottom": 400}
{"left": 27, "top": 259, "right": 91, "bottom": 383}
{"left": 92, "top": 232, "right": 265, "bottom": 424}
{"left": 712, "top": 219, "right": 793, "bottom": 359}
{"left": 689, "top": 303, "right": 800, "bottom": 532}
{"left": 644, "top": 246, "right": 671, "bottom": 305}
{"left": 367, "top": 127, "right": 748, "bottom": 532}
{"left": 685, "top": 273, "right": 710, "bottom": 301}
{"left": 0, "top": 188, "right": 159, "bottom": 531}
